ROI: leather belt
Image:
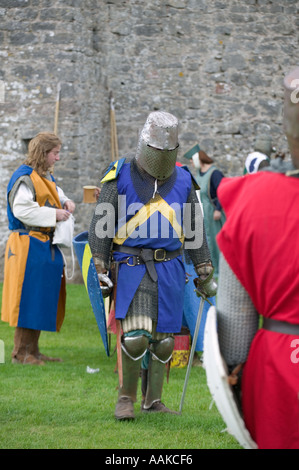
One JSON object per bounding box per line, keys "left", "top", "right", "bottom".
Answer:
{"left": 262, "top": 317, "right": 299, "bottom": 335}
{"left": 112, "top": 244, "right": 182, "bottom": 282}
{"left": 12, "top": 227, "right": 54, "bottom": 235}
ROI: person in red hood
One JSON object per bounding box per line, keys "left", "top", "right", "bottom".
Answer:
{"left": 215, "top": 68, "right": 299, "bottom": 449}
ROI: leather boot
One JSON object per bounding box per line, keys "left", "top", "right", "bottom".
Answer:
{"left": 12, "top": 327, "right": 45, "bottom": 365}
{"left": 115, "top": 396, "right": 135, "bottom": 420}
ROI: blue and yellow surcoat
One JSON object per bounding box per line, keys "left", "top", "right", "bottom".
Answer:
{"left": 1, "top": 165, "right": 66, "bottom": 332}
{"left": 108, "top": 162, "right": 193, "bottom": 333}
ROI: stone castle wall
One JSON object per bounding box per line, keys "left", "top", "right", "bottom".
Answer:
{"left": 0, "top": 0, "right": 298, "bottom": 281}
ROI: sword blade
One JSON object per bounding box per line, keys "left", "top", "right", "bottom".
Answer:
{"left": 112, "top": 262, "right": 123, "bottom": 389}
{"left": 179, "top": 295, "right": 205, "bottom": 414}
{"left": 116, "top": 318, "right": 123, "bottom": 388}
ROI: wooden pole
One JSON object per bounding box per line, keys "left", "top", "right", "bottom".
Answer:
{"left": 54, "top": 83, "right": 61, "bottom": 136}
{"left": 110, "top": 92, "right": 119, "bottom": 161}
{"left": 109, "top": 92, "right": 122, "bottom": 386}
{"left": 50, "top": 83, "right": 61, "bottom": 175}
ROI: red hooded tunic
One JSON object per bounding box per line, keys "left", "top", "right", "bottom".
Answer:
{"left": 217, "top": 171, "right": 299, "bottom": 449}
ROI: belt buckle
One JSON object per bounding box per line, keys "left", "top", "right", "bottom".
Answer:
{"left": 154, "top": 249, "right": 166, "bottom": 262}
{"left": 126, "top": 256, "right": 136, "bottom": 266}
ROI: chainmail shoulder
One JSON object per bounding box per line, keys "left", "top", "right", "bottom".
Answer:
{"left": 88, "top": 178, "right": 118, "bottom": 270}
{"left": 217, "top": 252, "right": 259, "bottom": 366}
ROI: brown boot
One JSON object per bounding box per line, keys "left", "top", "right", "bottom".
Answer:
{"left": 142, "top": 400, "right": 179, "bottom": 415}
{"left": 12, "top": 354, "right": 45, "bottom": 365}
{"left": 12, "top": 327, "right": 44, "bottom": 365}
{"left": 115, "top": 396, "right": 135, "bottom": 420}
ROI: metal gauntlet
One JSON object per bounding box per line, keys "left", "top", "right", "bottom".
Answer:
{"left": 97, "top": 273, "right": 113, "bottom": 298}
{"left": 194, "top": 262, "right": 217, "bottom": 298}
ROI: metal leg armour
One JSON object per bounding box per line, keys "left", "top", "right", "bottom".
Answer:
{"left": 115, "top": 335, "right": 149, "bottom": 420}
{"left": 143, "top": 336, "right": 179, "bottom": 414}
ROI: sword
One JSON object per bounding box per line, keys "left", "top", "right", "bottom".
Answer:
{"left": 111, "top": 262, "right": 123, "bottom": 388}
{"left": 116, "top": 318, "right": 123, "bottom": 388}
{"left": 179, "top": 292, "right": 212, "bottom": 414}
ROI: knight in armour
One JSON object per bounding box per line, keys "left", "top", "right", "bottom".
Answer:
{"left": 88, "top": 111, "right": 215, "bottom": 420}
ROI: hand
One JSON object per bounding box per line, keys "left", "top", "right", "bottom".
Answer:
{"left": 64, "top": 200, "right": 76, "bottom": 213}
{"left": 194, "top": 262, "right": 217, "bottom": 298}
{"left": 196, "top": 261, "right": 213, "bottom": 279}
{"left": 98, "top": 272, "right": 113, "bottom": 298}
{"left": 56, "top": 209, "right": 71, "bottom": 221}
{"left": 213, "top": 210, "right": 222, "bottom": 221}
{"left": 94, "top": 187, "right": 101, "bottom": 199}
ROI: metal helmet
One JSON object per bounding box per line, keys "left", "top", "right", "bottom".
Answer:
{"left": 135, "top": 111, "right": 179, "bottom": 180}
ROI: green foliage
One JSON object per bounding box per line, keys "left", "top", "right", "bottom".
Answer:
{"left": 0, "top": 283, "right": 241, "bottom": 449}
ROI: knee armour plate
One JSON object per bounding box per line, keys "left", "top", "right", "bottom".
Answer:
{"left": 149, "top": 336, "right": 174, "bottom": 363}
{"left": 122, "top": 335, "right": 149, "bottom": 361}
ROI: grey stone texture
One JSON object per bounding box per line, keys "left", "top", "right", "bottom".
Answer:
{"left": 0, "top": 0, "right": 299, "bottom": 281}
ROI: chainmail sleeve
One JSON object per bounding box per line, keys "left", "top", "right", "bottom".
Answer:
{"left": 88, "top": 179, "right": 119, "bottom": 271}
{"left": 184, "top": 184, "right": 211, "bottom": 267}
{"left": 217, "top": 252, "right": 259, "bottom": 366}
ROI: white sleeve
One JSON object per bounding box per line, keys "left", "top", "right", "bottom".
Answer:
{"left": 12, "top": 182, "right": 57, "bottom": 228}
{"left": 57, "top": 185, "right": 70, "bottom": 208}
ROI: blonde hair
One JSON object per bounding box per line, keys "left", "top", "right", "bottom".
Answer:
{"left": 24, "top": 132, "right": 62, "bottom": 176}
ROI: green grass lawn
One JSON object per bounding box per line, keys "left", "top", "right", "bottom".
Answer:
{"left": 0, "top": 283, "right": 242, "bottom": 450}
